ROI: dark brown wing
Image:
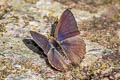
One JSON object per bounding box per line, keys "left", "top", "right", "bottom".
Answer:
{"left": 60, "top": 36, "right": 86, "bottom": 65}
{"left": 54, "top": 9, "right": 80, "bottom": 41}
{"left": 47, "top": 48, "right": 68, "bottom": 71}
{"left": 30, "top": 31, "right": 51, "bottom": 55}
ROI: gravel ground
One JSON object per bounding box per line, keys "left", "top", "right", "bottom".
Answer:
{"left": 0, "top": 0, "right": 120, "bottom": 80}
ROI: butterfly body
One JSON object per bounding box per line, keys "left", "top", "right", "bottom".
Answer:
{"left": 30, "top": 9, "right": 86, "bottom": 71}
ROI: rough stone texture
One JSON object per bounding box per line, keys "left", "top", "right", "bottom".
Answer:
{"left": 0, "top": 0, "right": 120, "bottom": 80}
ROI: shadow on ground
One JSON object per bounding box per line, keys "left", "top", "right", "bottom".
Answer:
{"left": 23, "top": 39, "right": 59, "bottom": 71}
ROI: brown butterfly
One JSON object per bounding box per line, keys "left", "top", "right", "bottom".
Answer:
{"left": 30, "top": 9, "right": 86, "bottom": 71}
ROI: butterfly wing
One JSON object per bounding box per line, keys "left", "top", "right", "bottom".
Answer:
{"left": 54, "top": 9, "right": 80, "bottom": 41}
{"left": 60, "top": 36, "right": 86, "bottom": 65}
{"left": 47, "top": 48, "right": 68, "bottom": 71}
{"left": 30, "top": 31, "right": 51, "bottom": 55}
{"left": 30, "top": 31, "right": 68, "bottom": 71}
{"left": 54, "top": 9, "right": 86, "bottom": 65}
{"left": 50, "top": 21, "right": 58, "bottom": 37}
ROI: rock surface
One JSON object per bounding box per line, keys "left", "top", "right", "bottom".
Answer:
{"left": 0, "top": 0, "right": 120, "bottom": 80}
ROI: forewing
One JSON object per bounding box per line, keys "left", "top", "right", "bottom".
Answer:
{"left": 30, "top": 31, "right": 51, "bottom": 55}
{"left": 60, "top": 36, "right": 86, "bottom": 65}
{"left": 47, "top": 48, "right": 68, "bottom": 71}
{"left": 50, "top": 21, "right": 58, "bottom": 37}
{"left": 54, "top": 9, "right": 80, "bottom": 41}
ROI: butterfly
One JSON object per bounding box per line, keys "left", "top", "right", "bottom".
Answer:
{"left": 30, "top": 9, "right": 86, "bottom": 71}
